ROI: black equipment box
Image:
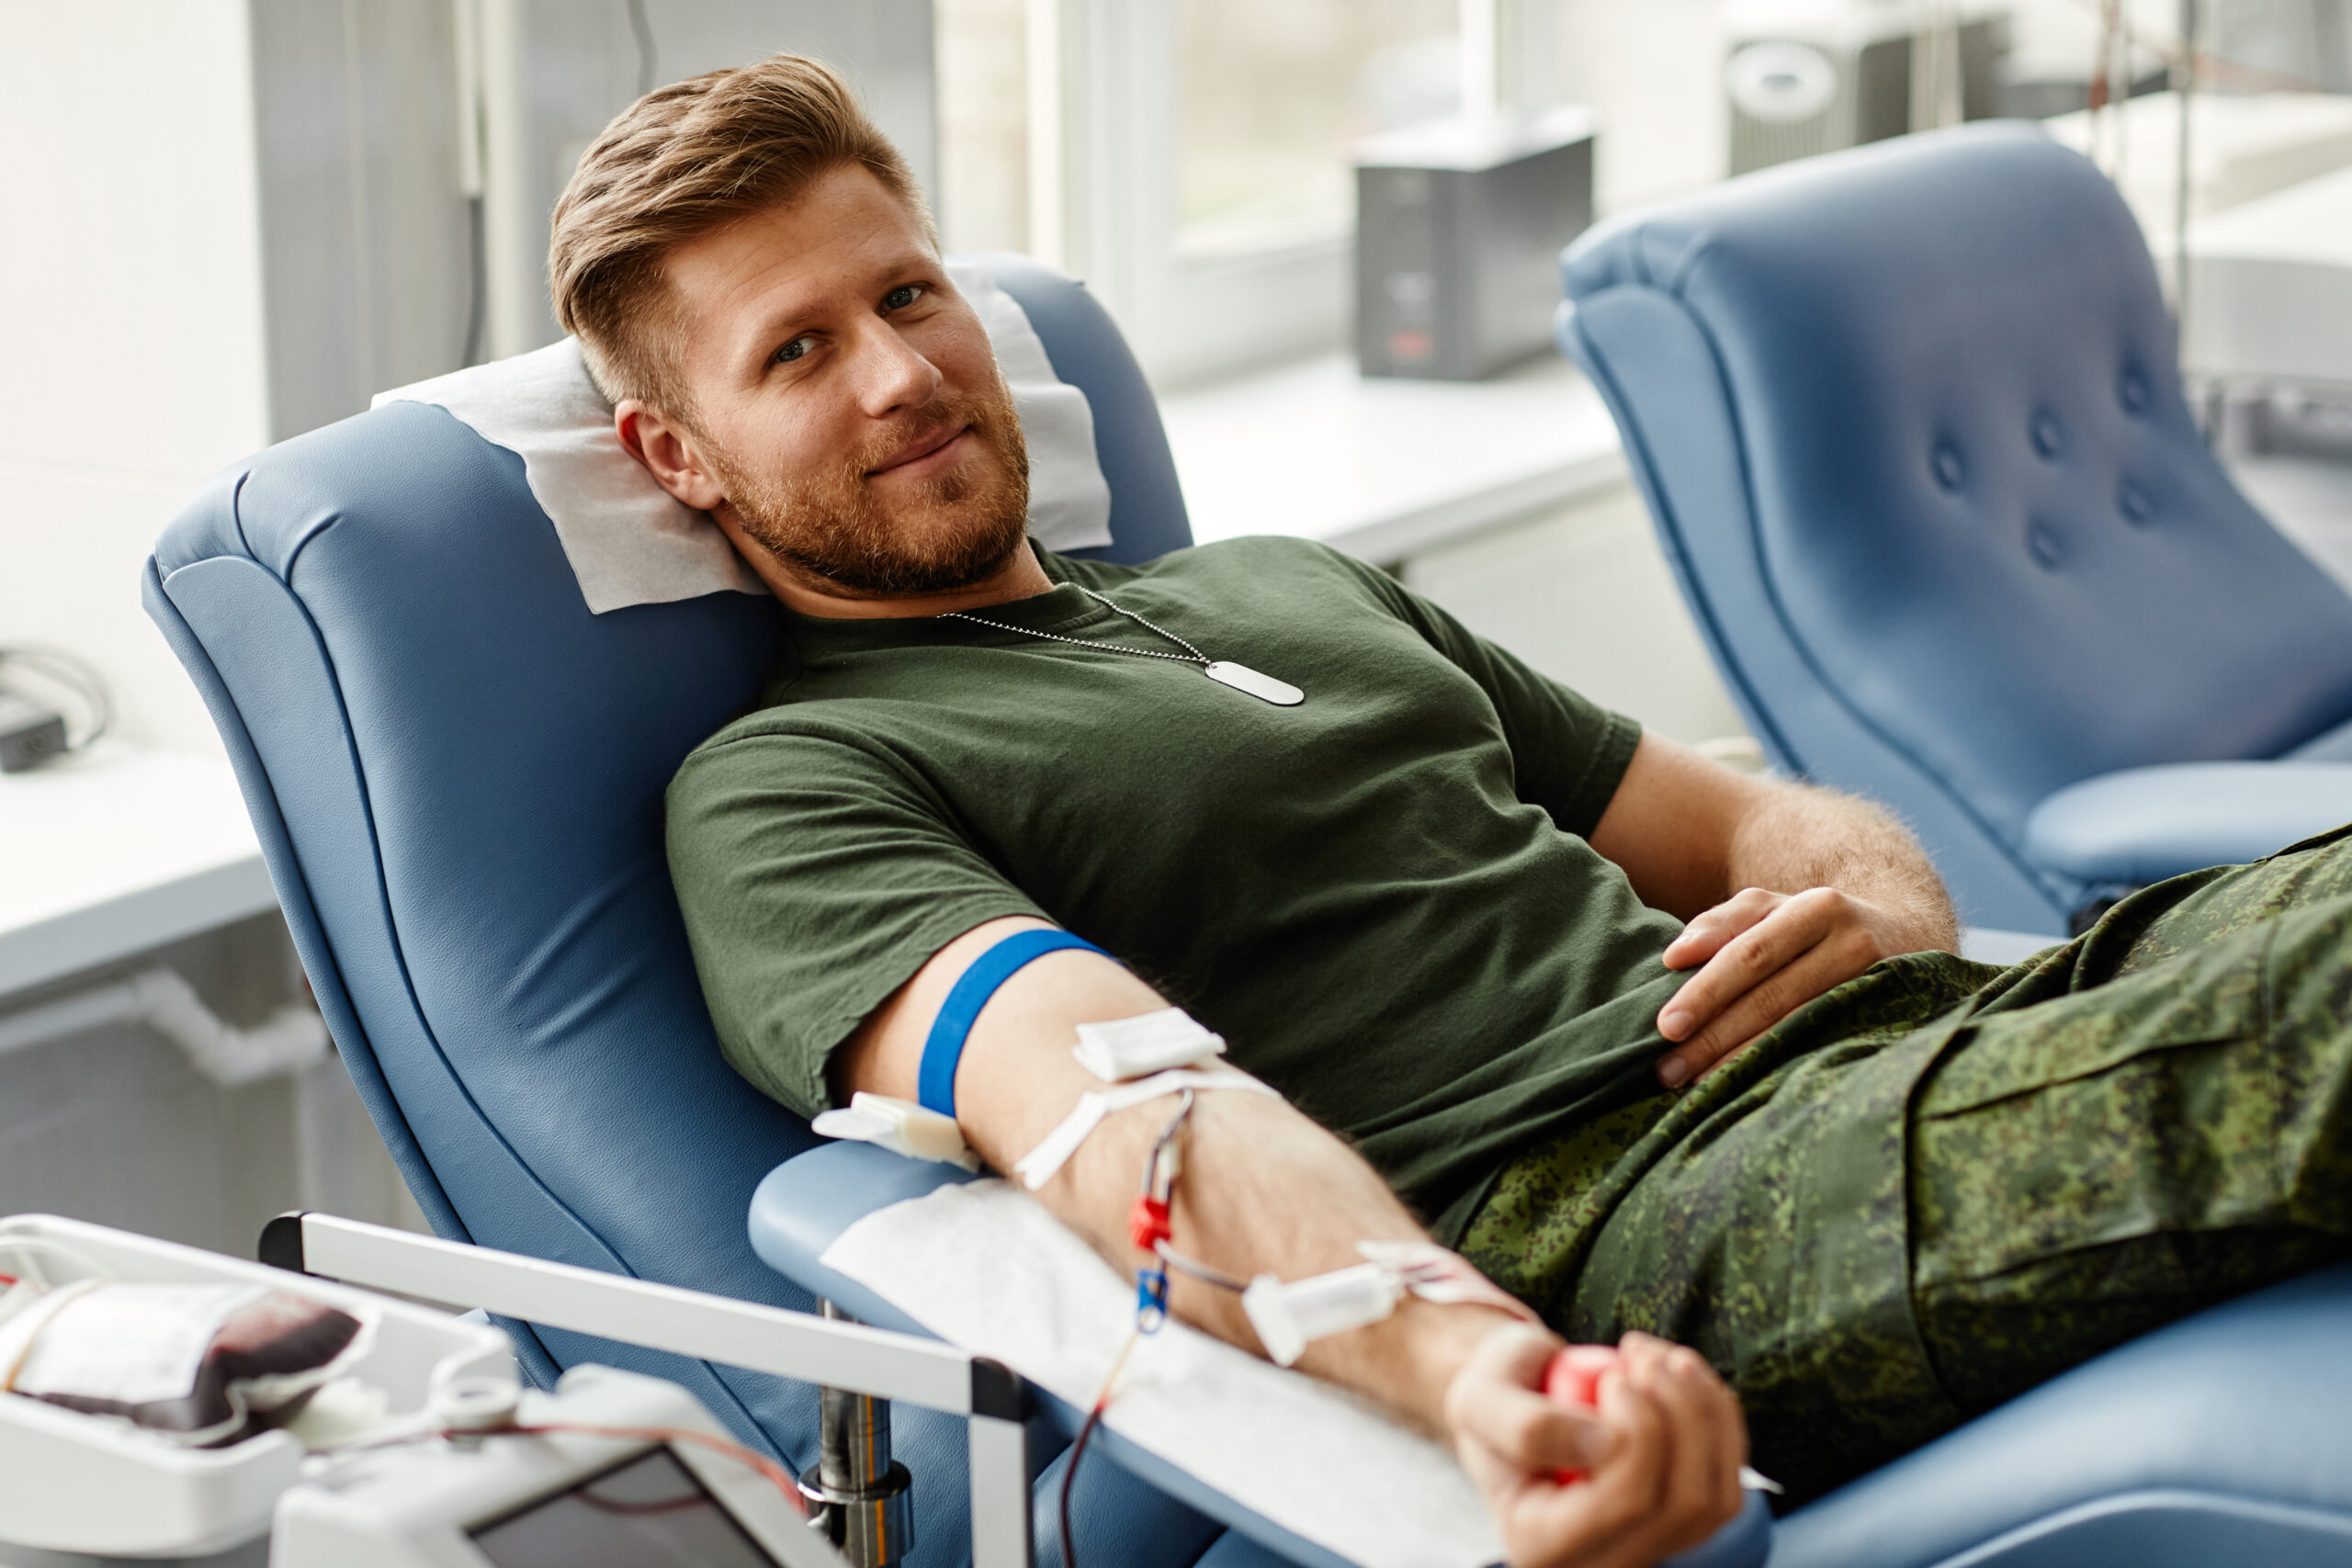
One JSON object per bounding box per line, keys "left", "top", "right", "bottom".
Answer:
{"left": 1354, "top": 107, "right": 1595, "bottom": 381}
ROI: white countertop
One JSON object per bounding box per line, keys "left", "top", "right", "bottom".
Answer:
{"left": 0, "top": 742, "right": 277, "bottom": 998}
{"left": 1159, "top": 349, "right": 1628, "bottom": 563}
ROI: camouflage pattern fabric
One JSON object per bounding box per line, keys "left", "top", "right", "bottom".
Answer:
{"left": 1459, "top": 826, "right": 2352, "bottom": 1502}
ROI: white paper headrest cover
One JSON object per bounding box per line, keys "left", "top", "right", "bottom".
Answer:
{"left": 371, "top": 262, "right": 1114, "bottom": 614}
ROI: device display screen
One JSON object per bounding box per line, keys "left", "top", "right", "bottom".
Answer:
{"left": 469, "top": 1446, "right": 783, "bottom": 1568}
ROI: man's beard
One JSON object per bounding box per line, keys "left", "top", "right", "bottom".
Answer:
{"left": 709, "top": 381, "right": 1033, "bottom": 598}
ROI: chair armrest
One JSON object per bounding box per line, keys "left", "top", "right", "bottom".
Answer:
{"left": 2024, "top": 762, "right": 2352, "bottom": 885}
{"left": 747, "top": 1141, "right": 981, "bottom": 1336}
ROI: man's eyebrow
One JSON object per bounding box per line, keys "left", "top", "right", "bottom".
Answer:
{"left": 729, "top": 254, "right": 943, "bottom": 367}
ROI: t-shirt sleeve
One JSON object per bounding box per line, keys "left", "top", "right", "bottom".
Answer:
{"left": 1345, "top": 556, "right": 1641, "bottom": 840}
{"left": 665, "top": 728, "right": 1048, "bottom": 1120}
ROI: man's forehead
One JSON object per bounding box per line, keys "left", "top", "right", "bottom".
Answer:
{"left": 664, "top": 165, "right": 932, "bottom": 366}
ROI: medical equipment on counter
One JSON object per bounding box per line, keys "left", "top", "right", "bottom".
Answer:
{"left": 0, "top": 1214, "right": 848, "bottom": 1568}
{"left": 272, "top": 1363, "right": 840, "bottom": 1568}
{"left": 0, "top": 1213, "right": 511, "bottom": 1560}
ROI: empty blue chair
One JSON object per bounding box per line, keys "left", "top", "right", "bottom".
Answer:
{"left": 1559, "top": 121, "right": 2352, "bottom": 935}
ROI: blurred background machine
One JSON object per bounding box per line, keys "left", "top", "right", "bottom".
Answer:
{"left": 1723, "top": 0, "right": 2010, "bottom": 175}
{"left": 1353, "top": 107, "right": 1594, "bottom": 379}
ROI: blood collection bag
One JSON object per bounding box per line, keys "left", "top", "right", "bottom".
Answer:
{"left": 1, "top": 1279, "right": 370, "bottom": 1447}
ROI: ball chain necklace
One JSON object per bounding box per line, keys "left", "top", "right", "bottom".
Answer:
{"left": 942, "top": 585, "right": 1305, "bottom": 706}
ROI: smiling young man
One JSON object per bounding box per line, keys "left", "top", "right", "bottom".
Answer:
{"left": 551, "top": 56, "right": 2352, "bottom": 1568}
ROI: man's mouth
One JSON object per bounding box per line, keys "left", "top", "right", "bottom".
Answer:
{"left": 866, "top": 423, "right": 970, "bottom": 478}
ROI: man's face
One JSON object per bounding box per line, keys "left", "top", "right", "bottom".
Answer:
{"left": 641, "top": 164, "right": 1029, "bottom": 599}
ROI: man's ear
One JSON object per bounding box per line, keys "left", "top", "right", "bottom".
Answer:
{"left": 616, "top": 400, "right": 728, "bottom": 513}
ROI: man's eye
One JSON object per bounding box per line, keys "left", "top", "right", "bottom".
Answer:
{"left": 883, "top": 284, "right": 927, "bottom": 311}
{"left": 775, "top": 335, "right": 818, "bottom": 365}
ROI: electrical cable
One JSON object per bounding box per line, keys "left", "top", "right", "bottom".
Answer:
{"left": 322, "top": 1418, "right": 806, "bottom": 1516}
{"left": 0, "top": 646, "right": 110, "bottom": 753}
{"left": 461, "top": 193, "right": 487, "bottom": 368}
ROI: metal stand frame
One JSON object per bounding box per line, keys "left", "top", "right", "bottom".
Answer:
{"left": 260, "top": 1211, "right": 1035, "bottom": 1568}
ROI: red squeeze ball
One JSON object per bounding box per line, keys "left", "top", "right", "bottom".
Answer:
{"left": 1544, "top": 1346, "right": 1617, "bottom": 1486}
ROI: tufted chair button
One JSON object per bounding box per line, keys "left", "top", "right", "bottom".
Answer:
{"left": 2119, "top": 367, "right": 2150, "bottom": 413}
{"left": 1932, "top": 441, "right": 1966, "bottom": 491}
{"left": 2027, "top": 519, "right": 2066, "bottom": 569}
{"left": 2118, "top": 479, "right": 2154, "bottom": 524}
{"left": 2031, "top": 411, "right": 2064, "bottom": 457}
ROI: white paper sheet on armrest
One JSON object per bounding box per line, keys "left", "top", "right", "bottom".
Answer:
{"left": 819, "top": 1179, "right": 1505, "bottom": 1568}
{"left": 371, "top": 264, "right": 1111, "bottom": 615}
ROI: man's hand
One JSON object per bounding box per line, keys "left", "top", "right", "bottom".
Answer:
{"left": 1588, "top": 735, "right": 1958, "bottom": 1089}
{"left": 1447, "top": 1325, "right": 1747, "bottom": 1568}
{"left": 1653, "top": 886, "right": 1926, "bottom": 1087}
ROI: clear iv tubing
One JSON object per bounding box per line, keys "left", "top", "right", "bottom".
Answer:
{"left": 1062, "top": 1088, "right": 1255, "bottom": 1568}
{"left": 0, "top": 1235, "right": 113, "bottom": 1291}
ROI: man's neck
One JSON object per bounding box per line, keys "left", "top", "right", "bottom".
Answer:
{"left": 716, "top": 514, "right": 1057, "bottom": 621}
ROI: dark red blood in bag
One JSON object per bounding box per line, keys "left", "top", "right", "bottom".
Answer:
{"left": 1544, "top": 1346, "right": 1616, "bottom": 1485}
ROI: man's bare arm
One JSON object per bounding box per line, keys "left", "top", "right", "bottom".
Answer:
{"left": 1589, "top": 734, "right": 1957, "bottom": 1087}
{"left": 835, "top": 915, "right": 1747, "bottom": 1567}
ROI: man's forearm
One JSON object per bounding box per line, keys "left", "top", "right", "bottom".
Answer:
{"left": 972, "top": 1050, "right": 1519, "bottom": 1434}
{"left": 846, "top": 916, "right": 1523, "bottom": 1436}
{"left": 1724, "top": 784, "right": 1956, "bottom": 953}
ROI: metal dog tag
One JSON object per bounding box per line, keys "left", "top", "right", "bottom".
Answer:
{"left": 1203, "top": 660, "right": 1305, "bottom": 706}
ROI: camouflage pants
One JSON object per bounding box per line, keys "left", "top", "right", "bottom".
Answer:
{"left": 1458, "top": 827, "right": 2352, "bottom": 1502}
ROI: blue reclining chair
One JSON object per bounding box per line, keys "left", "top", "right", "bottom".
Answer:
{"left": 1558, "top": 121, "right": 2352, "bottom": 937}
{"left": 146, "top": 237, "right": 2352, "bottom": 1568}
{"left": 139, "top": 254, "right": 1302, "bottom": 1568}
{"left": 143, "top": 252, "right": 1780, "bottom": 1568}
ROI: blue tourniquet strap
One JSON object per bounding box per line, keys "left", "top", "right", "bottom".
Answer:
{"left": 917, "top": 929, "right": 1110, "bottom": 1117}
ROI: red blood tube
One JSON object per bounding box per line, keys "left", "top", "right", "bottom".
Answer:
{"left": 1544, "top": 1346, "right": 1617, "bottom": 1485}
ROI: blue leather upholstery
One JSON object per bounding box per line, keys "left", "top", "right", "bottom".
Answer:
{"left": 1770, "top": 1265, "right": 2352, "bottom": 1568}
{"left": 1558, "top": 122, "right": 2352, "bottom": 933}
{"left": 2026, "top": 762, "right": 2352, "bottom": 884}
{"left": 142, "top": 258, "right": 1232, "bottom": 1568}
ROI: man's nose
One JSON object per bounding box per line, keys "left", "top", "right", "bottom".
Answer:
{"left": 848, "top": 318, "right": 944, "bottom": 419}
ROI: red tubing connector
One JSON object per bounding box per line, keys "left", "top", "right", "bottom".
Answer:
{"left": 1129, "top": 1195, "right": 1172, "bottom": 1252}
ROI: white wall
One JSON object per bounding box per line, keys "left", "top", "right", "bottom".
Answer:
{"left": 0, "top": 0, "right": 272, "bottom": 757}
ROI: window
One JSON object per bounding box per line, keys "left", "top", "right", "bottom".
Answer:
{"left": 1175, "top": 0, "right": 1459, "bottom": 262}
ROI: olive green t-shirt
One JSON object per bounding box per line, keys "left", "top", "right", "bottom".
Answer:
{"left": 667, "top": 536, "right": 1690, "bottom": 1239}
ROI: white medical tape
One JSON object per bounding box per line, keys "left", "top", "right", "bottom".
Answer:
{"left": 1243, "top": 1243, "right": 1543, "bottom": 1368}
{"left": 1072, "top": 1007, "right": 1227, "bottom": 1082}
{"left": 812, "top": 1092, "right": 983, "bottom": 1171}
{"left": 1012, "top": 1067, "right": 1278, "bottom": 1190}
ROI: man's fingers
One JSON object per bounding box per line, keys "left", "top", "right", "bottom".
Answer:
{"left": 1675, "top": 940, "right": 1861, "bottom": 1082}
{"left": 1679, "top": 905, "right": 1894, "bottom": 1081}
{"left": 1657, "top": 892, "right": 1826, "bottom": 1040}
{"left": 1642, "top": 1345, "right": 1743, "bottom": 1555}
{"left": 1462, "top": 1331, "right": 1750, "bottom": 1568}
{"left": 1655, "top": 896, "right": 1836, "bottom": 1076}
{"left": 1659, "top": 887, "right": 1780, "bottom": 975}
{"left": 1446, "top": 1326, "right": 1614, "bottom": 1474}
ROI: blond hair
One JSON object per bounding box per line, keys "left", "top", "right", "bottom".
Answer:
{"left": 548, "top": 54, "right": 933, "bottom": 414}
